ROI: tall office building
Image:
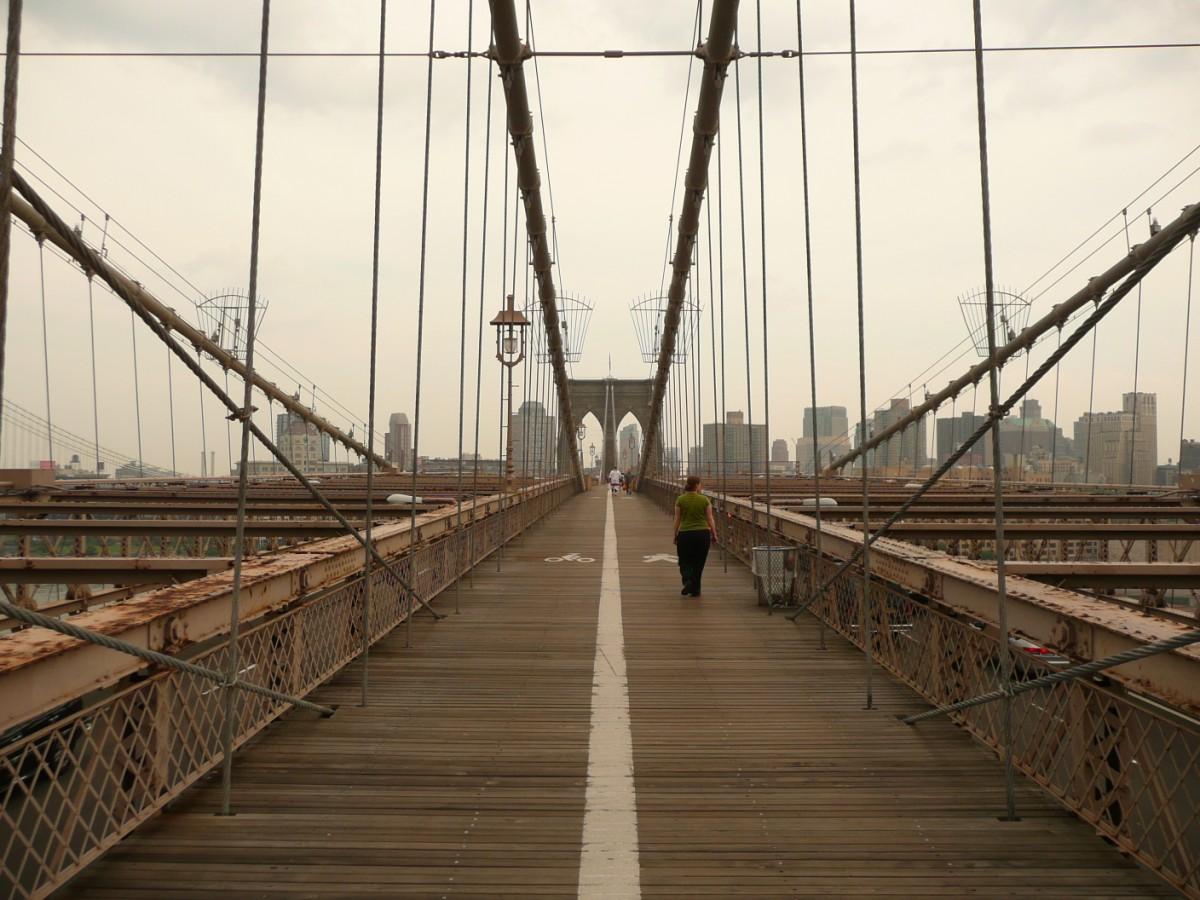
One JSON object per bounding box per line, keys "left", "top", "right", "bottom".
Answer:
{"left": 387, "top": 412, "right": 413, "bottom": 472}
{"left": 1073, "top": 392, "right": 1157, "bottom": 485}
{"left": 935, "top": 411, "right": 988, "bottom": 467}
{"left": 510, "top": 401, "right": 558, "bottom": 476}
{"left": 771, "top": 439, "right": 789, "bottom": 464}
{"left": 796, "top": 405, "right": 850, "bottom": 474}
{"left": 865, "top": 399, "right": 927, "bottom": 472}
{"left": 277, "top": 416, "right": 323, "bottom": 472}
{"left": 1181, "top": 439, "right": 1200, "bottom": 473}
{"left": 701, "top": 411, "right": 767, "bottom": 476}
{"left": 618, "top": 422, "right": 641, "bottom": 471}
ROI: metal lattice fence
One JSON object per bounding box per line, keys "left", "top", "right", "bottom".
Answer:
{"left": 0, "top": 482, "right": 571, "bottom": 899}
{"left": 645, "top": 479, "right": 1200, "bottom": 898}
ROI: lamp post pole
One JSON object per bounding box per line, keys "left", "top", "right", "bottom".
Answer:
{"left": 490, "top": 293, "right": 529, "bottom": 570}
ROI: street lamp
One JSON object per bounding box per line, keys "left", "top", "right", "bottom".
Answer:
{"left": 490, "top": 294, "right": 530, "bottom": 491}
{"left": 576, "top": 424, "right": 586, "bottom": 484}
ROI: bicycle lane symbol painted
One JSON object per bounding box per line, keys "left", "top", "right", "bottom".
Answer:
{"left": 544, "top": 552, "right": 595, "bottom": 563}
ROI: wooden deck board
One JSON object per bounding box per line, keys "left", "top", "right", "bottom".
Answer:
{"left": 59, "top": 489, "right": 1174, "bottom": 897}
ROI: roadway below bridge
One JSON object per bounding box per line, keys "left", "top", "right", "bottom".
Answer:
{"left": 60, "top": 488, "right": 1174, "bottom": 897}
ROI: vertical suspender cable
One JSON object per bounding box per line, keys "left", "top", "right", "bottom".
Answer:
{"left": 793, "top": 0, "right": 824, "bottom": 646}
{"left": 220, "top": 0, "right": 271, "bottom": 818}
{"left": 455, "top": 0, "right": 475, "bottom": 614}
{"left": 361, "top": 0, "right": 389, "bottom": 704}
{"left": 1084, "top": 308, "right": 1099, "bottom": 482}
{"left": 408, "top": 0, "right": 438, "bottom": 642}
{"left": 1180, "top": 234, "right": 1196, "bottom": 480}
{"left": 1050, "top": 328, "right": 1061, "bottom": 485}
{"left": 0, "top": 0, "right": 21, "bottom": 451}
{"left": 717, "top": 136, "right": 729, "bottom": 570}
{"left": 733, "top": 60, "right": 757, "bottom": 547}
{"left": 166, "top": 344, "right": 177, "bottom": 474}
{"left": 693, "top": 242, "right": 703, "bottom": 476}
{"left": 36, "top": 238, "right": 54, "bottom": 462}
{"left": 86, "top": 275, "right": 101, "bottom": 472}
{"left": 198, "top": 347, "right": 209, "bottom": 475}
{"left": 847, "top": 0, "right": 875, "bottom": 709}
{"left": 755, "top": 0, "right": 772, "bottom": 525}
{"left": 222, "top": 369, "right": 233, "bottom": 475}
{"left": 1123, "top": 209, "right": 1143, "bottom": 485}
{"left": 705, "top": 180, "right": 725, "bottom": 562}
{"left": 472, "top": 68, "right": 494, "bottom": 541}
{"left": 1017, "top": 352, "right": 1029, "bottom": 482}
{"left": 494, "top": 139, "right": 510, "bottom": 572}
{"left": 970, "top": 0, "right": 1018, "bottom": 821}
{"left": 521, "top": 243, "right": 532, "bottom": 479}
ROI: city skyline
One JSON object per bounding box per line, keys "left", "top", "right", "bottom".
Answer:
{"left": 3, "top": 3, "right": 1196, "bottom": 479}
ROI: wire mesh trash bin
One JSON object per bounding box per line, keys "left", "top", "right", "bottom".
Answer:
{"left": 752, "top": 546, "right": 795, "bottom": 609}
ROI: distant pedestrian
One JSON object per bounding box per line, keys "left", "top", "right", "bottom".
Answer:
{"left": 608, "top": 467, "right": 622, "bottom": 494}
{"left": 673, "top": 475, "right": 717, "bottom": 597}
{"left": 623, "top": 470, "right": 634, "bottom": 493}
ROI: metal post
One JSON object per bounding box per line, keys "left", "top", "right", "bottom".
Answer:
{"left": 221, "top": 0, "right": 271, "bottom": 818}
{"left": 971, "top": 0, "right": 1018, "bottom": 821}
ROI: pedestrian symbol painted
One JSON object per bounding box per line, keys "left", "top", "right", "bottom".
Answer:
{"left": 643, "top": 553, "right": 677, "bottom": 563}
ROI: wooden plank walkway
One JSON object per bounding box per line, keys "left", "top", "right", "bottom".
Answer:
{"left": 61, "top": 488, "right": 1173, "bottom": 898}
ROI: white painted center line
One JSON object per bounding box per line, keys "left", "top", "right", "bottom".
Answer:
{"left": 578, "top": 489, "right": 641, "bottom": 898}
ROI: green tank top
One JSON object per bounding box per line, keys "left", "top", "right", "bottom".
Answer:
{"left": 676, "top": 491, "right": 711, "bottom": 532}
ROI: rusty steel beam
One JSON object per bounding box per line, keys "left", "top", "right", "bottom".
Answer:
{"left": 638, "top": 0, "right": 740, "bottom": 485}
{"left": 825, "top": 200, "right": 1200, "bottom": 473}
{"left": 0, "top": 479, "right": 568, "bottom": 731}
{"left": 849, "top": 521, "right": 1200, "bottom": 542}
{"left": 0, "top": 502, "right": 435, "bottom": 517}
{"left": 8, "top": 192, "right": 390, "bottom": 471}
{"left": 1001, "top": 562, "right": 1200, "bottom": 590}
{"left": 488, "top": 0, "right": 583, "bottom": 491}
{"left": 777, "top": 504, "right": 1200, "bottom": 520}
{"left": 0, "top": 518, "right": 352, "bottom": 538}
{"left": 0, "top": 557, "right": 229, "bottom": 584}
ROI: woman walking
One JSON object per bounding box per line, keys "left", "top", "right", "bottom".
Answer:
{"left": 673, "top": 475, "right": 718, "bottom": 597}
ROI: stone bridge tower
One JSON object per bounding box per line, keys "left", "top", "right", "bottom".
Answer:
{"left": 558, "top": 377, "right": 662, "bottom": 477}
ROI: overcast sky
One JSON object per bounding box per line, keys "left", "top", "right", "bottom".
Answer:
{"left": 3, "top": 0, "right": 1199, "bottom": 474}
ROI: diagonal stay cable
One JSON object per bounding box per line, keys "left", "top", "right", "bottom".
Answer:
{"left": 790, "top": 238, "right": 1186, "bottom": 624}
{"left": 11, "top": 170, "right": 446, "bottom": 622}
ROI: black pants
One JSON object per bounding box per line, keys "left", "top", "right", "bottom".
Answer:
{"left": 676, "top": 530, "right": 711, "bottom": 595}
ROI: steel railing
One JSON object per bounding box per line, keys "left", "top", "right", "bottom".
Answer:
{"left": 0, "top": 480, "right": 572, "bottom": 899}
{"left": 643, "top": 478, "right": 1200, "bottom": 897}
